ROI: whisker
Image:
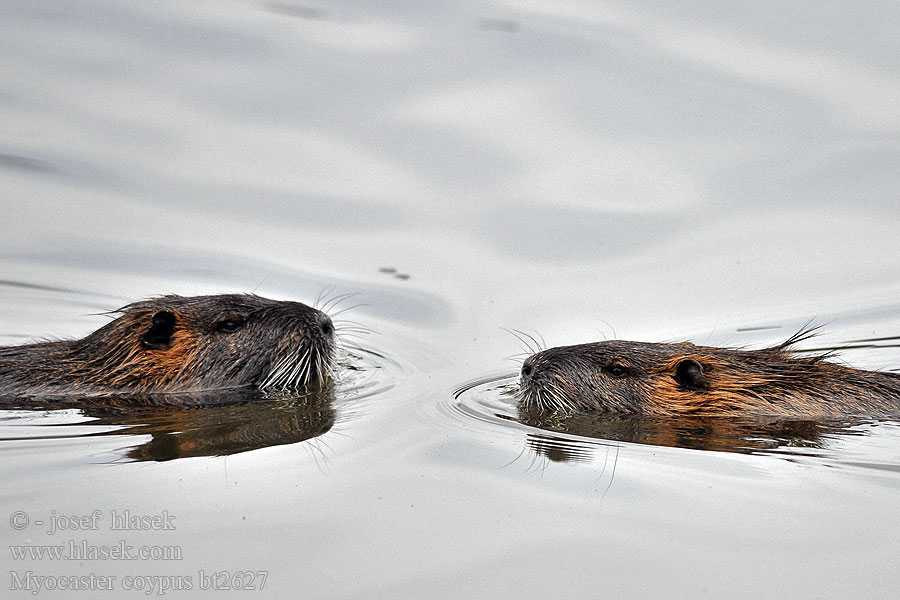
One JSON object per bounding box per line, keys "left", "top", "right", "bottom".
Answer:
{"left": 329, "top": 304, "right": 367, "bottom": 319}
{"left": 516, "top": 329, "right": 545, "bottom": 353}
{"left": 504, "top": 328, "right": 546, "bottom": 355}
{"left": 260, "top": 349, "right": 295, "bottom": 390}
{"left": 286, "top": 348, "right": 311, "bottom": 388}
{"left": 332, "top": 323, "right": 373, "bottom": 335}
{"left": 314, "top": 286, "right": 334, "bottom": 310}
{"left": 501, "top": 328, "right": 535, "bottom": 355}
{"left": 320, "top": 292, "right": 360, "bottom": 314}
{"left": 333, "top": 326, "right": 371, "bottom": 335}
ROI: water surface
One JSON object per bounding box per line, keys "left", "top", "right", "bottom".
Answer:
{"left": 2, "top": 1, "right": 900, "bottom": 598}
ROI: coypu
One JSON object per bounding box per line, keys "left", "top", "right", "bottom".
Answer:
{"left": 0, "top": 294, "right": 335, "bottom": 398}
{"left": 518, "top": 330, "right": 900, "bottom": 418}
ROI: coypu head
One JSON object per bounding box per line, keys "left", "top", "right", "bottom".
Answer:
{"left": 518, "top": 341, "right": 693, "bottom": 414}
{"left": 67, "top": 294, "right": 336, "bottom": 394}
{"left": 515, "top": 337, "right": 896, "bottom": 417}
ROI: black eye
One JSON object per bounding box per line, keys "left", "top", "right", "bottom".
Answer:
{"left": 216, "top": 319, "right": 244, "bottom": 333}
{"left": 606, "top": 364, "right": 629, "bottom": 378}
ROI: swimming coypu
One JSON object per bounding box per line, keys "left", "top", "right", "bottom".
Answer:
{"left": 0, "top": 294, "right": 336, "bottom": 397}
{"left": 518, "top": 331, "right": 900, "bottom": 418}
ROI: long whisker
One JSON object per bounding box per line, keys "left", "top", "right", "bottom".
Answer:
{"left": 314, "top": 286, "right": 334, "bottom": 310}
{"left": 502, "top": 328, "right": 535, "bottom": 355}
{"left": 329, "top": 304, "right": 367, "bottom": 319}
{"left": 261, "top": 341, "right": 325, "bottom": 391}
{"left": 320, "top": 293, "right": 360, "bottom": 314}
{"left": 287, "top": 348, "right": 311, "bottom": 388}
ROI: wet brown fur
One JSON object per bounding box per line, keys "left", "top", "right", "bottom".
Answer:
{"left": 0, "top": 294, "right": 335, "bottom": 398}
{"left": 519, "top": 333, "right": 900, "bottom": 418}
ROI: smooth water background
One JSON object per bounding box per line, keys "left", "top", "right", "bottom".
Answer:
{"left": 2, "top": 1, "right": 900, "bottom": 598}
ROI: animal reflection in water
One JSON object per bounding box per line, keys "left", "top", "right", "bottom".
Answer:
{"left": 3, "top": 389, "right": 336, "bottom": 462}
{"left": 514, "top": 405, "right": 865, "bottom": 459}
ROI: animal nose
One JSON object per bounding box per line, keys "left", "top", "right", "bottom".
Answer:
{"left": 521, "top": 356, "right": 535, "bottom": 381}
{"left": 317, "top": 313, "right": 334, "bottom": 338}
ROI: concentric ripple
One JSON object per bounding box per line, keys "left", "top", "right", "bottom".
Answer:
{"left": 448, "top": 371, "right": 621, "bottom": 464}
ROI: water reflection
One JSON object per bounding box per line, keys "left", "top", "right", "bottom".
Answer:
{"left": 514, "top": 404, "right": 870, "bottom": 457}
{"left": 520, "top": 431, "right": 600, "bottom": 464}
{"left": 0, "top": 389, "right": 335, "bottom": 462}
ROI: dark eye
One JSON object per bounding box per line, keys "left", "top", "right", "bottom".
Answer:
{"left": 216, "top": 319, "right": 244, "bottom": 333}
{"left": 605, "top": 364, "right": 629, "bottom": 378}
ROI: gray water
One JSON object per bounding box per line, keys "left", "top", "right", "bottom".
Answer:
{"left": 3, "top": 1, "right": 900, "bottom": 598}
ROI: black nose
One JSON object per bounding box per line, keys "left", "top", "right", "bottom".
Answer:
{"left": 521, "top": 356, "right": 535, "bottom": 380}
{"left": 317, "top": 313, "right": 334, "bottom": 338}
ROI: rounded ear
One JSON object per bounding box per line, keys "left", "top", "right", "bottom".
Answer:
{"left": 674, "top": 358, "right": 709, "bottom": 391}
{"left": 141, "top": 310, "right": 176, "bottom": 350}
